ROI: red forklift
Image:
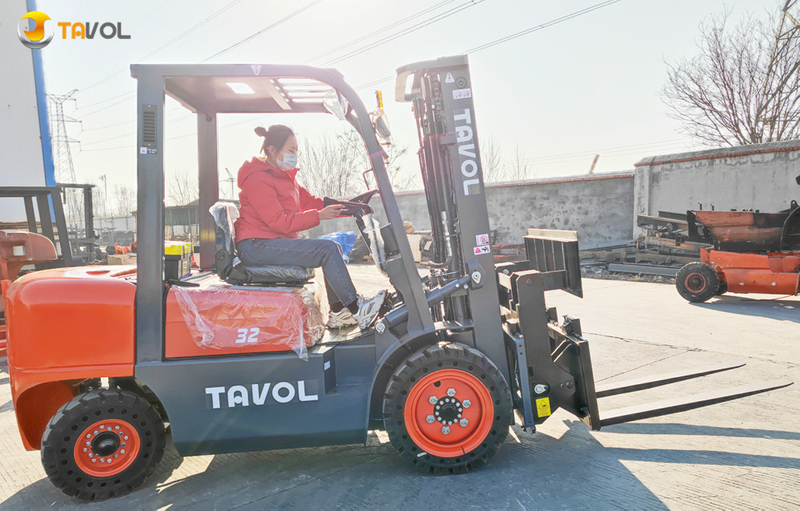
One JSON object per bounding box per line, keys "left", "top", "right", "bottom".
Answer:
{"left": 676, "top": 195, "right": 800, "bottom": 302}
{"left": 4, "top": 56, "right": 792, "bottom": 501}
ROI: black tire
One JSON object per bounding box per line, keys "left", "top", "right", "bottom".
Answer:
{"left": 715, "top": 281, "right": 728, "bottom": 296}
{"left": 41, "top": 389, "right": 166, "bottom": 501}
{"left": 676, "top": 262, "right": 719, "bottom": 303}
{"left": 383, "top": 342, "right": 513, "bottom": 474}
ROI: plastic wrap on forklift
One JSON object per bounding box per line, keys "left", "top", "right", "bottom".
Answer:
{"left": 167, "top": 279, "right": 325, "bottom": 360}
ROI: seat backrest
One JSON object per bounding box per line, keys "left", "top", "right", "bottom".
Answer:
{"left": 210, "top": 202, "right": 240, "bottom": 254}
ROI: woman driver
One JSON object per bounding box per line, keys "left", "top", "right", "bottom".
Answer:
{"left": 234, "top": 125, "right": 386, "bottom": 330}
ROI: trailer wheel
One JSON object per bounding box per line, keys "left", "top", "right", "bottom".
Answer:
{"left": 676, "top": 262, "right": 719, "bottom": 303}
{"left": 383, "top": 342, "right": 512, "bottom": 474}
{"left": 41, "top": 389, "right": 166, "bottom": 501}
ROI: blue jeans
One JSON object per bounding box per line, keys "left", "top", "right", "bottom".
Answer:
{"left": 237, "top": 238, "right": 358, "bottom": 306}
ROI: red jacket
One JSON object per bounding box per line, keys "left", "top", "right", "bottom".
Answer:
{"left": 234, "top": 157, "right": 324, "bottom": 240}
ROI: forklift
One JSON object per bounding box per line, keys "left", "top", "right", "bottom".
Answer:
{"left": 4, "top": 56, "right": 792, "bottom": 501}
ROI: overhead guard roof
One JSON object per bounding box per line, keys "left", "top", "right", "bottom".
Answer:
{"left": 131, "top": 64, "right": 345, "bottom": 114}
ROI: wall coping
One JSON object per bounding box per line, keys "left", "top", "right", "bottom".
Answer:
{"left": 394, "top": 170, "right": 635, "bottom": 197}
{"left": 634, "top": 139, "right": 800, "bottom": 168}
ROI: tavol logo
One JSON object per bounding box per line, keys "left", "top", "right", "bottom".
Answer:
{"left": 17, "top": 11, "right": 54, "bottom": 49}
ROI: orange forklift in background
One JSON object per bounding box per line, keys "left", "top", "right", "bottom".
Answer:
{"left": 676, "top": 182, "right": 800, "bottom": 302}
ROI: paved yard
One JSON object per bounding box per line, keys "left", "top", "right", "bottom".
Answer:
{"left": 1, "top": 267, "right": 798, "bottom": 509}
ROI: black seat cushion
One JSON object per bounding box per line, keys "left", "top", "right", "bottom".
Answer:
{"left": 242, "top": 264, "right": 315, "bottom": 283}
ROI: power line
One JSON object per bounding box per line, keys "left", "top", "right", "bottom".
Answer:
{"left": 322, "top": 0, "right": 487, "bottom": 67}
{"left": 355, "top": 0, "right": 623, "bottom": 91}
{"left": 77, "top": 0, "right": 248, "bottom": 101}
{"left": 75, "top": 0, "right": 322, "bottom": 119}
{"left": 464, "top": 0, "right": 622, "bottom": 54}
{"left": 81, "top": 114, "right": 194, "bottom": 147}
{"left": 203, "top": 0, "right": 327, "bottom": 61}
{"left": 302, "top": 0, "right": 459, "bottom": 64}
{"left": 78, "top": 0, "right": 181, "bottom": 93}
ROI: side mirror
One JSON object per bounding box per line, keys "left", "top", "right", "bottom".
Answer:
{"left": 323, "top": 89, "right": 349, "bottom": 121}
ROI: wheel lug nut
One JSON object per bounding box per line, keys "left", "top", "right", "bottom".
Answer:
{"left": 426, "top": 415, "right": 435, "bottom": 423}
{"left": 107, "top": 459, "right": 112, "bottom": 464}
{"left": 86, "top": 434, "right": 91, "bottom": 439}
{"left": 460, "top": 418, "right": 469, "bottom": 427}
{"left": 428, "top": 396, "right": 437, "bottom": 404}
{"left": 93, "top": 431, "right": 98, "bottom": 435}
{"left": 115, "top": 426, "right": 120, "bottom": 430}
{"left": 92, "top": 459, "right": 97, "bottom": 463}
{"left": 85, "top": 441, "right": 90, "bottom": 446}
{"left": 100, "top": 425, "right": 105, "bottom": 429}
{"left": 83, "top": 448, "right": 88, "bottom": 452}
{"left": 447, "top": 388, "right": 456, "bottom": 397}
{"left": 88, "top": 453, "right": 93, "bottom": 458}
{"left": 100, "top": 458, "right": 105, "bottom": 462}
{"left": 124, "top": 436, "right": 129, "bottom": 440}
{"left": 121, "top": 449, "right": 125, "bottom": 454}
{"left": 463, "top": 399, "right": 471, "bottom": 408}
{"left": 114, "top": 454, "right": 118, "bottom": 458}
{"left": 442, "top": 426, "right": 450, "bottom": 435}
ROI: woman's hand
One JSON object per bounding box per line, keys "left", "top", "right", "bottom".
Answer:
{"left": 318, "top": 204, "right": 345, "bottom": 220}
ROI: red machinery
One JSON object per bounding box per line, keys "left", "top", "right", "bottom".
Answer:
{"left": 0, "top": 231, "right": 58, "bottom": 355}
{"left": 676, "top": 201, "right": 800, "bottom": 302}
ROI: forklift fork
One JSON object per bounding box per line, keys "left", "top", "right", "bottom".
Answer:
{"left": 498, "top": 229, "right": 793, "bottom": 432}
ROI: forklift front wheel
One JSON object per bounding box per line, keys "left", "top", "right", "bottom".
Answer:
{"left": 383, "top": 342, "right": 512, "bottom": 474}
{"left": 676, "top": 262, "right": 720, "bottom": 303}
{"left": 40, "top": 389, "right": 166, "bottom": 501}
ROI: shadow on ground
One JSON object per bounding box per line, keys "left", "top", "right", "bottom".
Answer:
{"left": 695, "top": 295, "right": 800, "bottom": 323}
{"left": 5, "top": 419, "right": 799, "bottom": 510}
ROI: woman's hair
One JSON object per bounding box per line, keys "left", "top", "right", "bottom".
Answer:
{"left": 255, "top": 125, "right": 294, "bottom": 156}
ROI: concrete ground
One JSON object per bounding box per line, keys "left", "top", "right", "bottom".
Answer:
{"left": 1, "top": 266, "right": 798, "bottom": 510}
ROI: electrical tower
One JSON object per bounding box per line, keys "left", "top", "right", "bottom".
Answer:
{"left": 46, "top": 90, "right": 82, "bottom": 234}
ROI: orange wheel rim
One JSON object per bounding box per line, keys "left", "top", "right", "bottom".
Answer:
{"left": 73, "top": 419, "right": 140, "bottom": 477}
{"left": 685, "top": 273, "right": 706, "bottom": 293}
{"left": 403, "top": 369, "right": 494, "bottom": 458}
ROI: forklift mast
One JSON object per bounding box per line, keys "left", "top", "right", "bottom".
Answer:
{"left": 396, "top": 56, "right": 507, "bottom": 378}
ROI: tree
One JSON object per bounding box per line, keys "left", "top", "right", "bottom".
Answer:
{"left": 298, "top": 129, "right": 413, "bottom": 197}
{"left": 507, "top": 144, "right": 533, "bottom": 181}
{"left": 168, "top": 171, "right": 198, "bottom": 207}
{"left": 480, "top": 136, "right": 506, "bottom": 182}
{"left": 111, "top": 184, "right": 136, "bottom": 217}
{"left": 663, "top": 2, "right": 800, "bottom": 146}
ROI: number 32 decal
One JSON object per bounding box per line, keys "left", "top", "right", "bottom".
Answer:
{"left": 235, "top": 327, "right": 260, "bottom": 343}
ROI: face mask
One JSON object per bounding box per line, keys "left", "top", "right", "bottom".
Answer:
{"left": 277, "top": 151, "right": 297, "bottom": 171}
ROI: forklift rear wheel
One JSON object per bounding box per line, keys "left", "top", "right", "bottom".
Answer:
{"left": 676, "top": 262, "right": 719, "bottom": 303}
{"left": 383, "top": 342, "right": 512, "bottom": 474}
{"left": 41, "top": 389, "right": 166, "bottom": 501}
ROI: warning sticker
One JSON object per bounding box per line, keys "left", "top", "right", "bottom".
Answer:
{"left": 452, "top": 88, "right": 472, "bottom": 100}
{"left": 473, "top": 245, "right": 490, "bottom": 255}
{"left": 476, "top": 233, "right": 490, "bottom": 246}
{"left": 536, "top": 397, "right": 552, "bottom": 417}
{"left": 445, "top": 72, "right": 455, "bottom": 83}
{"left": 139, "top": 147, "right": 147, "bottom": 154}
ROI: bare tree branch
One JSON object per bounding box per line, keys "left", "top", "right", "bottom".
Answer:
{"left": 663, "top": 2, "right": 800, "bottom": 145}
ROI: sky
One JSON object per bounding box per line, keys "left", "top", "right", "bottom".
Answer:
{"left": 25, "top": 0, "right": 783, "bottom": 207}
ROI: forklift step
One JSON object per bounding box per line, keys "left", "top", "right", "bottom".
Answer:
{"left": 595, "top": 361, "right": 745, "bottom": 398}
{"left": 598, "top": 379, "right": 793, "bottom": 427}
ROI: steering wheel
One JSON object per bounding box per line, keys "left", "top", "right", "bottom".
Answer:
{"left": 323, "top": 190, "right": 386, "bottom": 274}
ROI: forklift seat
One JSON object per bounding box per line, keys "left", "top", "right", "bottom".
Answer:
{"left": 210, "top": 202, "right": 315, "bottom": 286}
